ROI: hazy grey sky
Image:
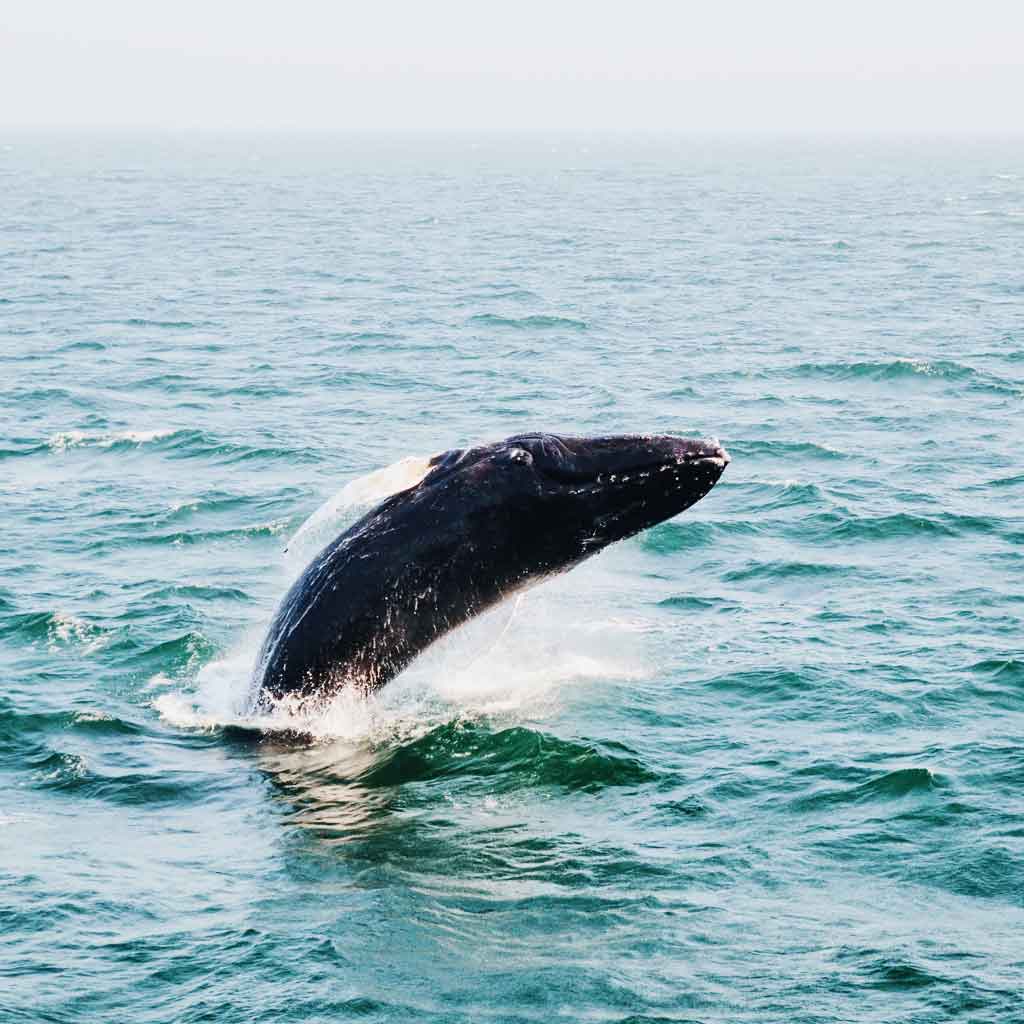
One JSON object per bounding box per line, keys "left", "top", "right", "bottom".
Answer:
{"left": 2, "top": 1, "right": 1021, "bottom": 133}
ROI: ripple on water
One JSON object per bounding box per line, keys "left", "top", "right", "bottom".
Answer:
{"left": 467, "top": 313, "right": 589, "bottom": 331}
{"left": 792, "top": 767, "right": 939, "bottom": 812}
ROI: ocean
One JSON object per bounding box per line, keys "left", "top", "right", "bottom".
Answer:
{"left": 2, "top": 133, "right": 1022, "bottom": 1022}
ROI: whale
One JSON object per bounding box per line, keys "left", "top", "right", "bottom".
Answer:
{"left": 251, "top": 432, "right": 729, "bottom": 710}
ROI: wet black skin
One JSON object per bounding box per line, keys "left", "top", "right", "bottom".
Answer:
{"left": 251, "top": 433, "right": 729, "bottom": 710}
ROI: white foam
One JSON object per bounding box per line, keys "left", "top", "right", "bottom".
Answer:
{"left": 48, "top": 610, "right": 107, "bottom": 653}
{"left": 73, "top": 710, "right": 117, "bottom": 725}
{"left": 49, "top": 428, "right": 176, "bottom": 451}
{"left": 750, "top": 478, "right": 805, "bottom": 488}
{"left": 157, "top": 577, "right": 647, "bottom": 744}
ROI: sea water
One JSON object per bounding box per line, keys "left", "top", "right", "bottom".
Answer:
{"left": 2, "top": 134, "right": 1023, "bottom": 1022}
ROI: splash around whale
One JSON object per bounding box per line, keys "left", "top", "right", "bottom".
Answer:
{"left": 251, "top": 432, "right": 729, "bottom": 712}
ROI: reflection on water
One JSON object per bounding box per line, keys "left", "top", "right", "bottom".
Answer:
{"left": 253, "top": 737, "right": 398, "bottom": 844}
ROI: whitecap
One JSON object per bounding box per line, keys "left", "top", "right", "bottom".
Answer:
{"left": 49, "top": 428, "right": 177, "bottom": 451}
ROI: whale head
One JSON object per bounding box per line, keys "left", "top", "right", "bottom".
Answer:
{"left": 404, "top": 432, "right": 730, "bottom": 582}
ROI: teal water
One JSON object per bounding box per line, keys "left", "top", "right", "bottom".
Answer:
{"left": 2, "top": 135, "right": 1023, "bottom": 1023}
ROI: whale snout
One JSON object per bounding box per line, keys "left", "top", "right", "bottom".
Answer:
{"left": 671, "top": 437, "right": 730, "bottom": 469}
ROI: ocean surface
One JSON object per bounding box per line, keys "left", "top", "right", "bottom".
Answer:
{"left": 2, "top": 134, "right": 1022, "bottom": 1023}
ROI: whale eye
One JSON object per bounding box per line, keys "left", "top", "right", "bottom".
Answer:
{"left": 507, "top": 447, "right": 532, "bottom": 465}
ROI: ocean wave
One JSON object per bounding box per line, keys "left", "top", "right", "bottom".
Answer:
{"left": 836, "top": 951, "right": 945, "bottom": 993}
{"left": 463, "top": 287, "right": 542, "bottom": 303}
{"left": 964, "top": 658, "right": 1024, "bottom": 708}
{"left": 723, "top": 479, "right": 828, "bottom": 511}
{"left": 42, "top": 427, "right": 320, "bottom": 466}
{"left": 793, "top": 358, "right": 974, "bottom": 381}
{"left": 0, "top": 705, "right": 143, "bottom": 742}
{"left": 110, "top": 631, "right": 215, "bottom": 675}
{"left": 929, "top": 844, "right": 1024, "bottom": 902}
{"left": 30, "top": 749, "right": 204, "bottom": 805}
{"left": 0, "top": 439, "right": 51, "bottom": 459}
{"left": 358, "top": 722, "right": 657, "bottom": 794}
{"left": 702, "top": 668, "right": 809, "bottom": 699}
{"left": 9, "top": 386, "right": 93, "bottom": 409}
{"left": 968, "top": 657, "right": 1023, "bottom": 681}
{"left": 0, "top": 609, "right": 107, "bottom": 652}
{"left": 778, "top": 358, "right": 1021, "bottom": 395}
{"left": 142, "top": 584, "right": 253, "bottom": 603}
{"left": 48, "top": 428, "right": 179, "bottom": 451}
{"left": 56, "top": 340, "right": 106, "bottom": 352}
{"left": 991, "top": 472, "right": 1024, "bottom": 488}
{"left": 794, "top": 767, "right": 937, "bottom": 811}
{"left": 726, "top": 439, "right": 850, "bottom": 460}
{"left": 79, "top": 518, "right": 292, "bottom": 556}
{"left": 159, "top": 493, "right": 252, "bottom": 520}
{"left": 468, "top": 313, "right": 588, "bottom": 331}
{"left": 657, "top": 595, "right": 741, "bottom": 613}
{"left": 220, "top": 383, "right": 293, "bottom": 398}
{"left": 641, "top": 520, "right": 762, "bottom": 553}
{"left": 722, "top": 560, "right": 851, "bottom": 583}
{"left": 796, "top": 510, "right": 993, "bottom": 543}
{"left": 655, "top": 794, "right": 712, "bottom": 819}
{"left": 130, "top": 522, "right": 292, "bottom": 548}
{"left": 120, "top": 318, "right": 203, "bottom": 329}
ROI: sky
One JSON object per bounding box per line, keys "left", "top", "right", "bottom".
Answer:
{"left": 1, "top": 1, "right": 1021, "bottom": 133}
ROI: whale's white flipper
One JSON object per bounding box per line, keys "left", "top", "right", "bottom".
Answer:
{"left": 286, "top": 455, "right": 435, "bottom": 565}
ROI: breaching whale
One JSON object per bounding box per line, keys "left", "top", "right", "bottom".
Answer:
{"left": 251, "top": 432, "right": 729, "bottom": 710}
